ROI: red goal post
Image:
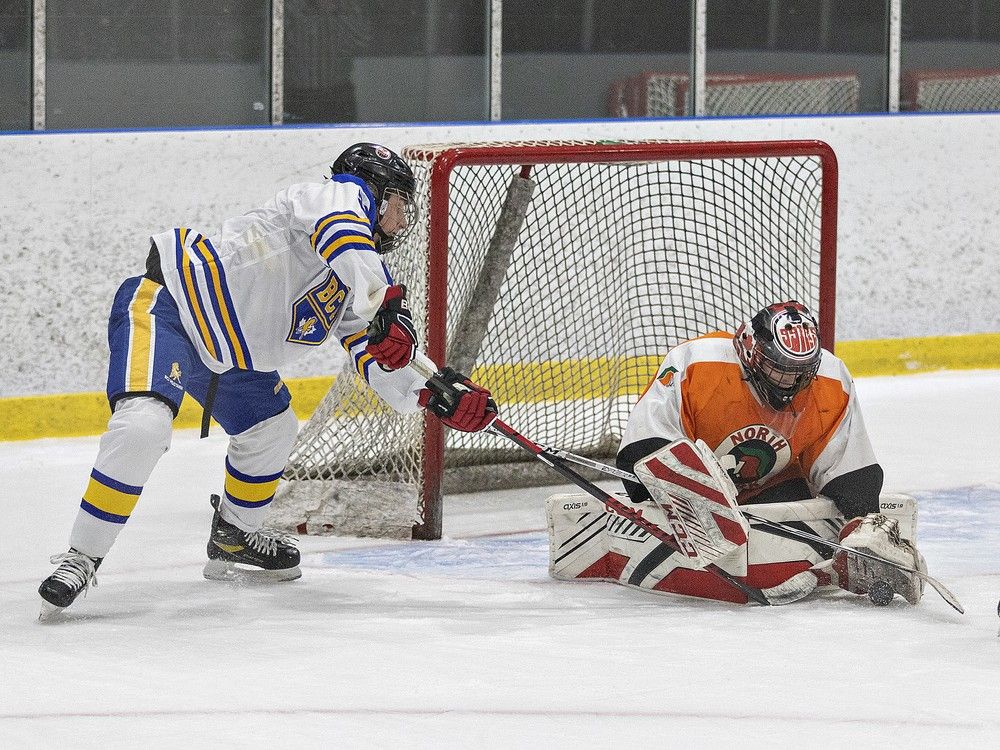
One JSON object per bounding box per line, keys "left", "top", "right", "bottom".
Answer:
{"left": 274, "top": 140, "right": 839, "bottom": 541}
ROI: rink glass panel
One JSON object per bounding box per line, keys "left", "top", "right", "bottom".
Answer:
{"left": 501, "top": 0, "right": 692, "bottom": 120}
{"left": 44, "top": 0, "right": 270, "bottom": 129}
{"left": 901, "top": 1, "right": 1000, "bottom": 112}
{"left": 0, "top": 0, "right": 30, "bottom": 130}
{"left": 282, "top": 0, "right": 488, "bottom": 124}
{"left": 704, "top": 0, "right": 887, "bottom": 114}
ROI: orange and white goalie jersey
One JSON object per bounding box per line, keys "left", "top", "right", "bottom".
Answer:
{"left": 620, "top": 333, "right": 878, "bottom": 503}
{"left": 150, "top": 175, "right": 425, "bottom": 413}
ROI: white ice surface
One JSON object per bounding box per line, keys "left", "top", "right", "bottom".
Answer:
{"left": 1, "top": 371, "right": 999, "bottom": 749}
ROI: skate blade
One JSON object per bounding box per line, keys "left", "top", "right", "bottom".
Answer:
{"left": 38, "top": 600, "right": 66, "bottom": 622}
{"left": 202, "top": 559, "right": 302, "bottom": 583}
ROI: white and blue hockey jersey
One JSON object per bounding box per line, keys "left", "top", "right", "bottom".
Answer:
{"left": 150, "top": 175, "right": 425, "bottom": 413}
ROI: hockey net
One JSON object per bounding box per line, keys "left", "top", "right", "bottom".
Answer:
{"left": 901, "top": 68, "right": 1000, "bottom": 112}
{"left": 609, "top": 72, "right": 860, "bottom": 117}
{"left": 272, "top": 140, "right": 838, "bottom": 540}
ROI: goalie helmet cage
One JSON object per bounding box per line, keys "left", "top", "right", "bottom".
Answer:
{"left": 277, "top": 139, "right": 838, "bottom": 541}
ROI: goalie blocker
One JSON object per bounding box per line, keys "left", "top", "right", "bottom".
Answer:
{"left": 546, "top": 439, "right": 920, "bottom": 605}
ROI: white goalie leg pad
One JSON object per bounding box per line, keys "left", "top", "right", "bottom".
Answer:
{"left": 546, "top": 492, "right": 748, "bottom": 600}
{"left": 633, "top": 438, "right": 749, "bottom": 569}
{"left": 547, "top": 492, "right": 866, "bottom": 605}
{"left": 745, "top": 498, "right": 843, "bottom": 604}
{"left": 751, "top": 494, "right": 921, "bottom": 605}
{"left": 877, "top": 493, "right": 918, "bottom": 542}
{"left": 546, "top": 495, "right": 613, "bottom": 580}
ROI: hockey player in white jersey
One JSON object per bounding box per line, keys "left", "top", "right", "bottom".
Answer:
{"left": 548, "top": 301, "right": 927, "bottom": 606}
{"left": 38, "top": 143, "right": 496, "bottom": 617}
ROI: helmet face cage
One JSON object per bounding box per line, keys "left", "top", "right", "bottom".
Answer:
{"left": 331, "top": 143, "right": 418, "bottom": 253}
{"left": 734, "top": 301, "right": 822, "bottom": 410}
{"left": 377, "top": 186, "right": 419, "bottom": 253}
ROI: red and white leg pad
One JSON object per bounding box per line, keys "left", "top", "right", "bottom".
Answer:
{"left": 547, "top": 492, "right": 843, "bottom": 604}
{"left": 547, "top": 492, "right": 920, "bottom": 605}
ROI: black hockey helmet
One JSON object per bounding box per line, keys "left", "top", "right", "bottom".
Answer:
{"left": 733, "top": 301, "right": 822, "bottom": 410}
{"left": 331, "top": 143, "right": 417, "bottom": 253}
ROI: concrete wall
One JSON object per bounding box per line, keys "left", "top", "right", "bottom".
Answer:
{"left": 1, "top": 112, "right": 998, "bottom": 398}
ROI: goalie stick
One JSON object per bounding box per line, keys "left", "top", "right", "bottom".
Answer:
{"left": 527, "top": 441, "right": 965, "bottom": 615}
{"left": 409, "top": 356, "right": 770, "bottom": 606}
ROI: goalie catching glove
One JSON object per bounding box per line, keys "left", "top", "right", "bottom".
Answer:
{"left": 366, "top": 285, "right": 418, "bottom": 370}
{"left": 832, "top": 513, "right": 927, "bottom": 605}
{"left": 419, "top": 367, "right": 498, "bottom": 433}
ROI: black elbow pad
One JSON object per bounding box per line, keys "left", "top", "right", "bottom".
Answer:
{"left": 616, "top": 437, "right": 670, "bottom": 503}
{"left": 821, "top": 463, "right": 884, "bottom": 519}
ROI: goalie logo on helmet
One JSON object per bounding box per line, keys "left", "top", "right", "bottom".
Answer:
{"left": 545, "top": 300, "right": 926, "bottom": 607}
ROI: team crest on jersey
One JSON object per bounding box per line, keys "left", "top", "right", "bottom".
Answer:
{"left": 656, "top": 366, "right": 678, "bottom": 387}
{"left": 771, "top": 310, "right": 819, "bottom": 360}
{"left": 714, "top": 425, "right": 792, "bottom": 489}
{"left": 164, "top": 362, "right": 183, "bottom": 390}
{"left": 288, "top": 271, "right": 348, "bottom": 346}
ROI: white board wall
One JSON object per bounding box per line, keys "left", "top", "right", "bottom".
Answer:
{"left": 1, "top": 113, "right": 997, "bottom": 397}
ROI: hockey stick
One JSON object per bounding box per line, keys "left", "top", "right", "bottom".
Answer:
{"left": 529, "top": 442, "right": 965, "bottom": 614}
{"left": 408, "top": 355, "right": 769, "bottom": 605}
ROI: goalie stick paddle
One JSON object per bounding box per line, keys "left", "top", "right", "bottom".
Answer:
{"left": 530, "top": 440, "right": 965, "bottom": 615}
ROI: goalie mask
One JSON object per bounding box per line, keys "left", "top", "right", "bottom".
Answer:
{"left": 734, "top": 301, "right": 822, "bottom": 410}
{"left": 331, "top": 143, "right": 418, "bottom": 254}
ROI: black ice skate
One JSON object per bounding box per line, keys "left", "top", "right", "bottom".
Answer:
{"left": 204, "top": 494, "right": 301, "bottom": 582}
{"left": 38, "top": 549, "right": 102, "bottom": 620}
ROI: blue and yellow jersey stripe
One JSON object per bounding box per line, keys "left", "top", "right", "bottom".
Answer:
{"left": 81, "top": 469, "right": 142, "bottom": 524}
{"left": 124, "top": 277, "right": 162, "bottom": 393}
{"left": 339, "top": 330, "right": 375, "bottom": 382}
{"left": 224, "top": 458, "right": 282, "bottom": 509}
{"left": 175, "top": 228, "right": 222, "bottom": 363}
{"left": 189, "top": 236, "right": 253, "bottom": 370}
{"left": 311, "top": 211, "right": 375, "bottom": 264}
{"left": 173, "top": 228, "right": 254, "bottom": 371}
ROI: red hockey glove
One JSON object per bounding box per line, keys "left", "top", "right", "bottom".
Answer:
{"left": 366, "top": 285, "right": 417, "bottom": 371}
{"left": 418, "top": 367, "right": 498, "bottom": 433}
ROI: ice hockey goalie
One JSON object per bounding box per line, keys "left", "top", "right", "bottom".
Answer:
{"left": 546, "top": 301, "right": 927, "bottom": 606}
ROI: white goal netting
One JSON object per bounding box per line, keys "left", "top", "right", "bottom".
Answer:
{"left": 272, "top": 140, "right": 838, "bottom": 539}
